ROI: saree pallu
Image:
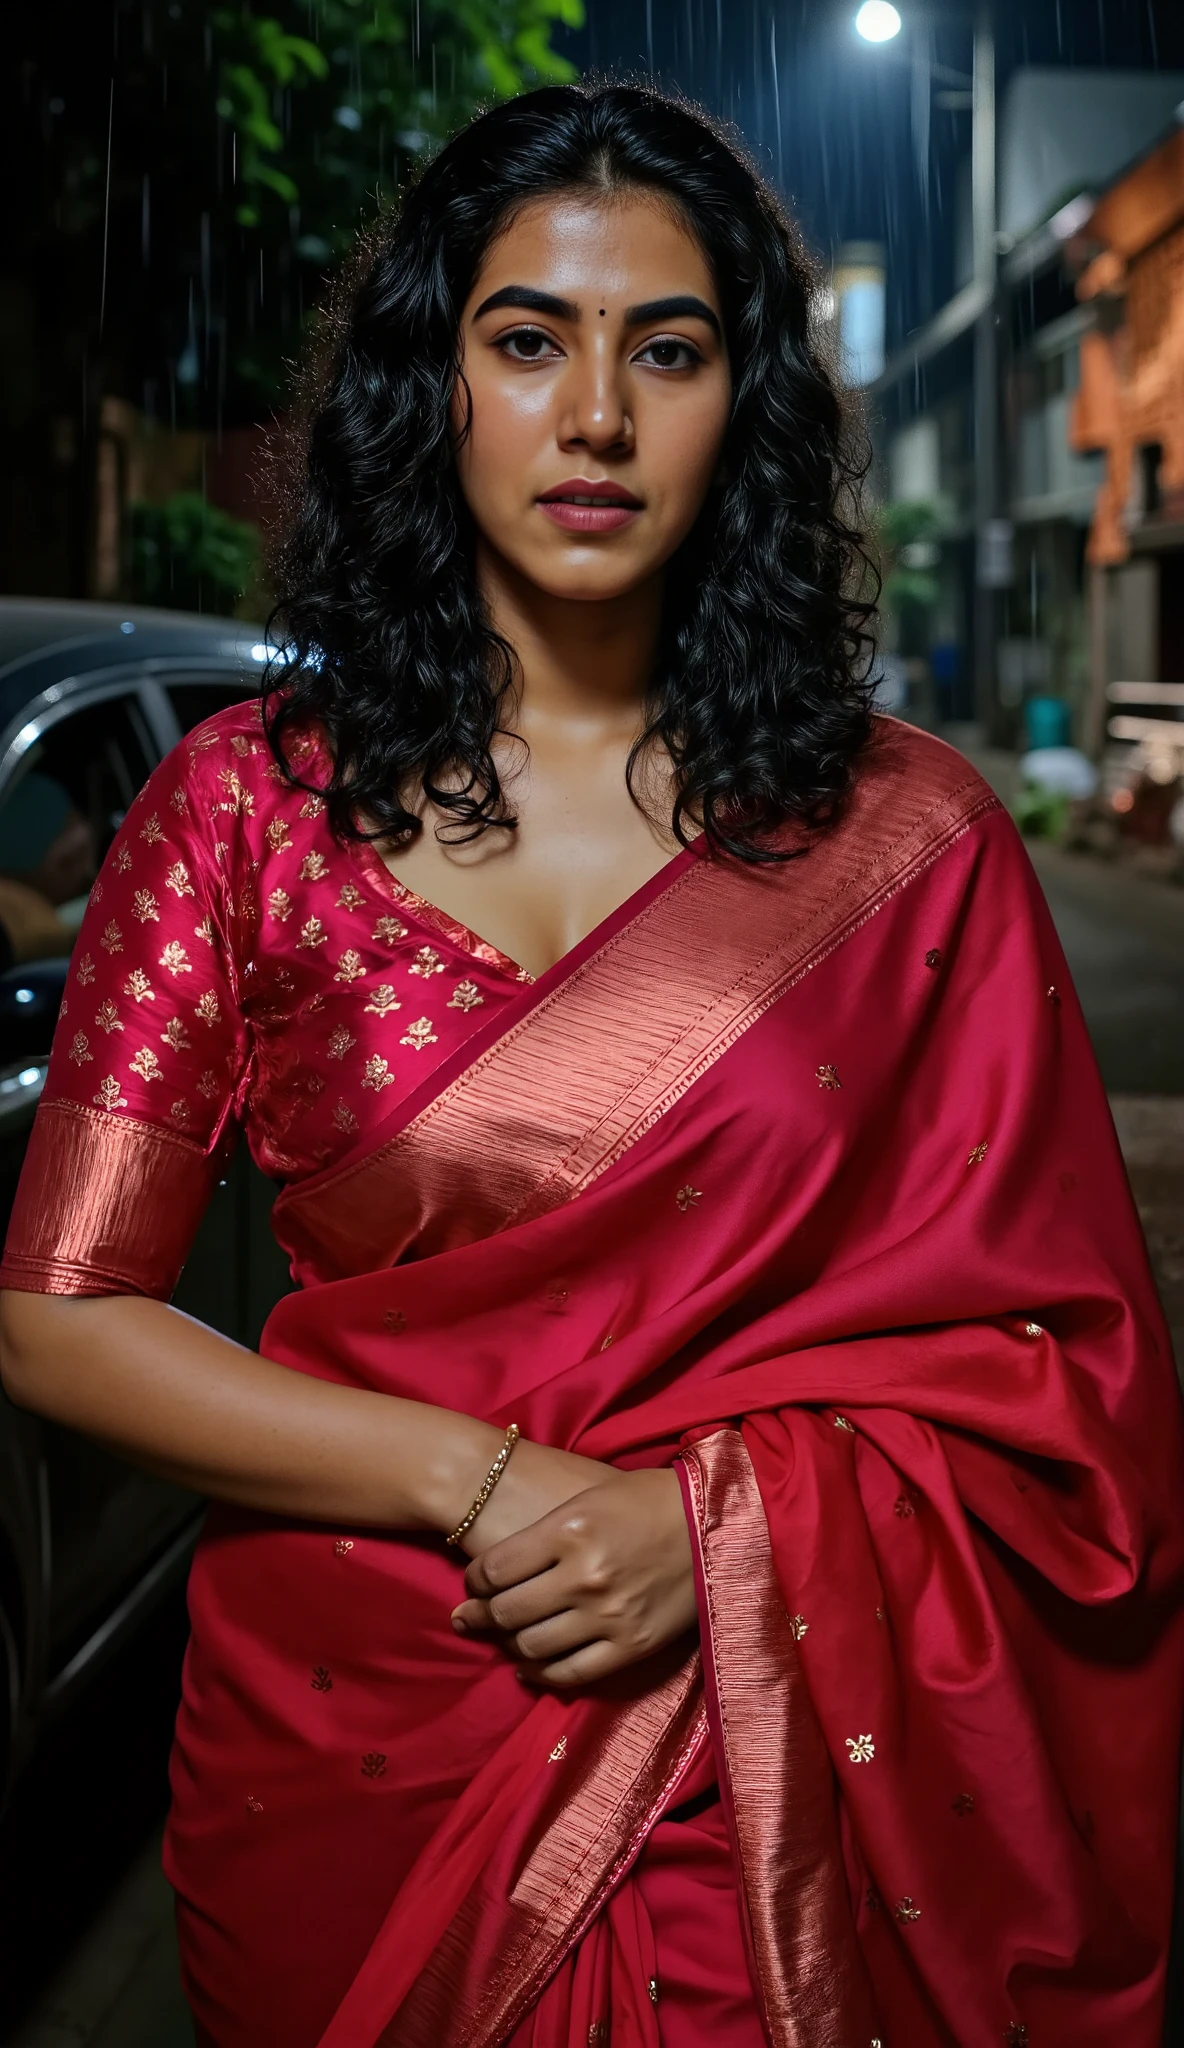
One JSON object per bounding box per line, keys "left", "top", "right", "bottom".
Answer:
{"left": 163, "top": 721, "right": 1184, "bottom": 2048}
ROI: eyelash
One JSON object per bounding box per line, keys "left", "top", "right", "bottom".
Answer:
{"left": 494, "top": 326, "right": 704, "bottom": 370}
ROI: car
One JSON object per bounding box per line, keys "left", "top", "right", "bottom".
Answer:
{"left": 0, "top": 598, "right": 293, "bottom": 1799}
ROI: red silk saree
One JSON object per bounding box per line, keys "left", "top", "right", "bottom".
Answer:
{"left": 4, "top": 712, "right": 1183, "bottom": 2046}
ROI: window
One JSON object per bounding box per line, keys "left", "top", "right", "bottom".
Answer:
{"left": 165, "top": 677, "right": 258, "bottom": 735}
{"left": 0, "top": 693, "right": 156, "bottom": 937}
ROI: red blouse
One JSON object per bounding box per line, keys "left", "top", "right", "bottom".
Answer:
{"left": 0, "top": 699, "right": 529, "bottom": 1297}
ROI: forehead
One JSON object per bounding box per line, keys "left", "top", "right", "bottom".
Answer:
{"left": 467, "top": 190, "right": 719, "bottom": 309}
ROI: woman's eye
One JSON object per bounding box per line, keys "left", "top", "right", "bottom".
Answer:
{"left": 634, "top": 336, "right": 702, "bottom": 370}
{"left": 497, "top": 327, "right": 562, "bottom": 363}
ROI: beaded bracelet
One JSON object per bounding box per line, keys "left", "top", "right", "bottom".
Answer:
{"left": 446, "top": 1423, "right": 521, "bottom": 1547}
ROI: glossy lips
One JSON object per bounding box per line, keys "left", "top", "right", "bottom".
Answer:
{"left": 536, "top": 478, "right": 642, "bottom": 533}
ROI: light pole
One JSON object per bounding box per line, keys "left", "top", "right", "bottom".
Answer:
{"left": 856, "top": 3, "right": 1002, "bottom": 734}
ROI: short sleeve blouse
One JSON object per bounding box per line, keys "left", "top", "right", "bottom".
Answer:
{"left": 0, "top": 700, "right": 528, "bottom": 1299}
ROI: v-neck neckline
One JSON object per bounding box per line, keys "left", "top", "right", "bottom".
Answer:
{"left": 344, "top": 829, "right": 706, "bottom": 989}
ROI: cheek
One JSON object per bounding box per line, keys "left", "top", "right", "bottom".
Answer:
{"left": 455, "top": 372, "right": 552, "bottom": 507}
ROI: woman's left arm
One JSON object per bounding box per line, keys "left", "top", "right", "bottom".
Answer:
{"left": 453, "top": 1466, "right": 697, "bottom": 1684}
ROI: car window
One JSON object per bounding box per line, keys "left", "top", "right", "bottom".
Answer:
{"left": 166, "top": 677, "right": 258, "bottom": 734}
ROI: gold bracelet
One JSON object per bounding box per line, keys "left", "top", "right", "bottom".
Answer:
{"left": 446, "top": 1424, "right": 520, "bottom": 1548}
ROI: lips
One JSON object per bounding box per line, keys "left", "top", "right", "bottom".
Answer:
{"left": 536, "top": 478, "right": 642, "bottom": 534}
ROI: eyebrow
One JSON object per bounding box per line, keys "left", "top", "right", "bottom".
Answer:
{"left": 471, "top": 285, "right": 722, "bottom": 340}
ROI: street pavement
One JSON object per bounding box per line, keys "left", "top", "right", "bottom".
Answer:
{"left": 2, "top": 792, "right": 1183, "bottom": 2048}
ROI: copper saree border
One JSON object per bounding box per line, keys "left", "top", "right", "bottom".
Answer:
{"left": 374, "top": 1653, "right": 708, "bottom": 2047}
{"left": 679, "top": 1429, "right": 880, "bottom": 2048}
{"left": 0, "top": 1097, "right": 214, "bottom": 1299}
{"left": 276, "top": 723, "right": 998, "bottom": 1276}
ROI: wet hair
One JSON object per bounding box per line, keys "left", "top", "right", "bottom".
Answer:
{"left": 265, "top": 83, "right": 877, "bottom": 861}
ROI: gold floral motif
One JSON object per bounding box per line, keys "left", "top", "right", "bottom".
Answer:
{"left": 327, "top": 1027, "right": 356, "bottom": 1061}
{"left": 968, "top": 1140, "right": 989, "bottom": 1167}
{"left": 170, "top": 1099, "right": 191, "bottom": 1127}
{"left": 101, "top": 921, "right": 123, "bottom": 955}
{"left": 788, "top": 1614, "right": 809, "bottom": 1641}
{"left": 516, "top": 966, "right": 534, "bottom": 982}
{"left": 1004, "top": 2025, "right": 1028, "bottom": 2047}
{"left": 299, "top": 793, "right": 326, "bottom": 818}
{"left": 197, "top": 1070, "right": 221, "bottom": 1099}
{"left": 587, "top": 2026, "right": 607, "bottom": 2045}
{"left": 159, "top": 941, "right": 192, "bottom": 977}
{"left": 229, "top": 733, "right": 253, "bottom": 758}
{"left": 94, "top": 1075, "right": 127, "bottom": 1111}
{"left": 216, "top": 767, "right": 255, "bottom": 815}
{"left": 548, "top": 1737, "right": 567, "bottom": 1761}
{"left": 193, "top": 914, "right": 216, "bottom": 946}
{"left": 333, "top": 948, "right": 364, "bottom": 981}
{"left": 336, "top": 881, "right": 366, "bottom": 912}
{"left": 188, "top": 727, "right": 220, "bottom": 754}
{"left": 261, "top": 890, "right": 291, "bottom": 928}
{"left": 893, "top": 1493, "right": 916, "bottom": 1519}
{"left": 265, "top": 818, "right": 293, "bottom": 854}
{"left": 952, "top": 1791, "right": 975, "bottom": 1816}
{"left": 1024, "top": 1321, "right": 1043, "bottom": 1338}
{"left": 302, "top": 993, "right": 327, "bottom": 1017}
{"left": 311, "top": 1665, "right": 333, "bottom": 1692}
{"left": 169, "top": 786, "right": 187, "bottom": 813}
{"left": 648, "top": 1979, "right": 658, "bottom": 2007}
{"left": 245, "top": 1794, "right": 263, "bottom": 1814}
{"left": 875, "top": 1606, "right": 887, "bottom": 1623}
{"left": 384, "top": 1309, "right": 406, "bottom": 1334}
{"left": 333, "top": 1537, "right": 354, "bottom": 1557}
{"left": 409, "top": 945, "right": 444, "bottom": 977}
{"left": 1046, "top": 986, "right": 1060, "bottom": 1005}
{"left": 360, "top": 1751, "right": 387, "bottom": 1779}
{"left": 91, "top": 881, "right": 104, "bottom": 904}
{"left": 816, "top": 1063, "right": 841, "bottom": 1089}
{"left": 195, "top": 990, "right": 221, "bottom": 1026}
{"left": 132, "top": 888, "right": 160, "bottom": 924}
{"left": 300, "top": 852, "right": 329, "bottom": 883}
{"left": 165, "top": 861, "right": 195, "bottom": 898}
{"left": 600, "top": 1333, "right": 614, "bottom": 1351}
{"left": 846, "top": 1734, "right": 875, "bottom": 1763}
{"left": 448, "top": 980, "right": 484, "bottom": 1011}
{"left": 676, "top": 1184, "right": 701, "bottom": 1211}
{"left": 333, "top": 1099, "right": 359, "bottom": 1134}
{"left": 130, "top": 1046, "right": 163, "bottom": 1083}
{"left": 59, "top": 998, "right": 68, "bottom": 1019}
{"left": 161, "top": 1016, "right": 191, "bottom": 1052}
{"left": 140, "top": 813, "right": 165, "bottom": 845}
{"left": 76, "top": 953, "right": 96, "bottom": 985}
{"left": 894, "top": 1897, "right": 921, "bottom": 1923}
{"left": 113, "top": 845, "right": 133, "bottom": 875}
{"left": 400, "top": 1016, "right": 437, "bottom": 1051}
{"left": 834, "top": 1414, "right": 855, "bottom": 1433}
{"left": 69, "top": 1031, "right": 93, "bottom": 1065}
{"left": 364, "top": 984, "right": 401, "bottom": 1016}
{"left": 298, "top": 917, "right": 328, "bottom": 951}
{"left": 95, "top": 1000, "right": 123, "bottom": 1035}
{"left": 373, "top": 915, "right": 408, "bottom": 945}
{"left": 124, "top": 969, "right": 154, "bottom": 1003}
{"left": 924, "top": 947, "right": 942, "bottom": 969}
{"left": 362, "top": 1054, "right": 395, "bottom": 1091}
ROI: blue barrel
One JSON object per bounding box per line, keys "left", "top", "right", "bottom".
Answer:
{"left": 1023, "top": 695, "right": 1071, "bottom": 751}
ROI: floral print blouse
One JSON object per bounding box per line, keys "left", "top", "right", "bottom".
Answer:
{"left": 0, "top": 699, "right": 529, "bottom": 1296}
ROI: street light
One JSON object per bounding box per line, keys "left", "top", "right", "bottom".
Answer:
{"left": 854, "top": 2, "right": 1002, "bottom": 732}
{"left": 855, "top": 2, "right": 902, "bottom": 41}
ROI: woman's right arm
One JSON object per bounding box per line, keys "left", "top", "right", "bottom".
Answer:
{"left": 0, "top": 1289, "right": 606, "bottom": 1551}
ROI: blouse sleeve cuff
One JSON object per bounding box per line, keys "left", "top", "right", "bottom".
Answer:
{"left": 0, "top": 1099, "right": 216, "bottom": 1300}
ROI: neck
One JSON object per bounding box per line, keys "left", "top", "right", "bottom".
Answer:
{"left": 475, "top": 538, "right": 665, "bottom": 740}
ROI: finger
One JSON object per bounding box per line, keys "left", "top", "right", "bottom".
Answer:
{"left": 528, "top": 1639, "right": 625, "bottom": 1689}
{"left": 464, "top": 1503, "right": 574, "bottom": 1600}
{"left": 450, "top": 1598, "right": 496, "bottom": 1633}
{"left": 506, "top": 1608, "right": 591, "bottom": 1664}
{"left": 485, "top": 1564, "right": 574, "bottom": 1634}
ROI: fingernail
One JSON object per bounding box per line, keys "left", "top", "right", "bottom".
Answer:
{"left": 451, "top": 1614, "right": 468, "bottom": 1635}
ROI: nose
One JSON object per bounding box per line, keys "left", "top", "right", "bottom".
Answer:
{"left": 556, "top": 344, "right": 633, "bottom": 457}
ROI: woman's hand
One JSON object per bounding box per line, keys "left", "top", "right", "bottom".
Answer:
{"left": 456, "top": 1439, "right": 610, "bottom": 1555}
{"left": 450, "top": 1467, "right": 698, "bottom": 1686}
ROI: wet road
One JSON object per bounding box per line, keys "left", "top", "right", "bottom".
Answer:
{"left": 1, "top": 827, "right": 1182, "bottom": 2046}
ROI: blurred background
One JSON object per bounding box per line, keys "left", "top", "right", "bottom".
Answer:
{"left": 1, "top": 2, "right": 1183, "bottom": 2041}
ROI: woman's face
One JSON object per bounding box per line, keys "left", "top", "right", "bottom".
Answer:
{"left": 453, "top": 191, "right": 732, "bottom": 605}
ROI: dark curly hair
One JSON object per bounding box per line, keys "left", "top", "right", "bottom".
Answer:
{"left": 264, "top": 82, "right": 877, "bottom": 862}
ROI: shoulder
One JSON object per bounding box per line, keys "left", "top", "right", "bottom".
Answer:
{"left": 138, "top": 697, "right": 325, "bottom": 853}
{"left": 859, "top": 714, "right": 999, "bottom": 815}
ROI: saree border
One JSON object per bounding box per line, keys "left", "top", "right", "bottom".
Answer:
{"left": 679, "top": 1429, "right": 881, "bottom": 2047}
{"left": 275, "top": 721, "right": 999, "bottom": 1278}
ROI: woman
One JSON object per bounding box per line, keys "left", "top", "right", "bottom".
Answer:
{"left": 2, "top": 84, "right": 1182, "bottom": 2048}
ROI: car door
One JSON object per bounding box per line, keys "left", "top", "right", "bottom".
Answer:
{"left": 0, "top": 688, "right": 205, "bottom": 1675}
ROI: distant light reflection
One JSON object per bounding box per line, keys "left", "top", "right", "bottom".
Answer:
{"left": 855, "top": 2, "right": 902, "bottom": 42}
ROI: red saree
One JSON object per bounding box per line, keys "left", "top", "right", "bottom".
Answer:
{"left": 5, "top": 713, "right": 1183, "bottom": 2045}
{"left": 172, "top": 719, "right": 1184, "bottom": 2047}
